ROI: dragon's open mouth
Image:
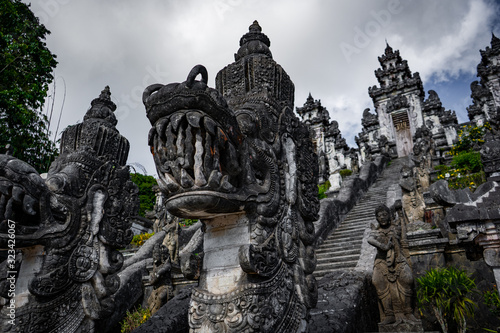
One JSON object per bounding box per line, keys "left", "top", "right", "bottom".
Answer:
{"left": 144, "top": 65, "right": 275, "bottom": 217}
{"left": 151, "top": 110, "right": 242, "bottom": 201}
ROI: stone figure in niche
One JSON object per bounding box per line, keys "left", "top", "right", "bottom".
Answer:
{"left": 0, "top": 86, "right": 138, "bottom": 332}
{"left": 150, "top": 187, "right": 180, "bottom": 265}
{"left": 412, "top": 126, "right": 434, "bottom": 191}
{"left": 143, "top": 21, "right": 319, "bottom": 332}
{"left": 350, "top": 150, "right": 360, "bottom": 174}
{"left": 399, "top": 165, "right": 425, "bottom": 223}
{"left": 161, "top": 212, "right": 180, "bottom": 265}
{"left": 362, "top": 108, "right": 379, "bottom": 129}
{"left": 368, "top": 205, "right": 418, "bottom": 326}
{"left": 147, "top": 243, "right": 173, "bottom": 314}
{"left": 378, "top": 135, "right": 390, "bottom": 157}
{"left": 318, "top": 151, "right": 328, "bottom": 183}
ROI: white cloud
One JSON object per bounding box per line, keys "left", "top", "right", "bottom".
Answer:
{"left": 22, "top": 0, "right": 500, "bottom": 176}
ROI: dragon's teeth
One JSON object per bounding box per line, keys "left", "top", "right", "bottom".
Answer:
{"left": 186, "top": 111, "right": 203, "bottom": 128}
{"left": 163, "top": 173, "right": 181, "bottom": 192}
{"left": 171, "top": 112, "right": 185, "bottom": 132}
{"left": 207, "top": 170, "right": 222, "bottom": 189}
{"left": 180, "top": 168, "right": 194, "bottom": 188}
{"left": 204, "top": 117, "right": 216, "bottom": 135}
{"left": 156, "top": 118, "right": 168, "bottom": 141}
{"left": 220, "top": 175, "right": 235, "bottom": 193}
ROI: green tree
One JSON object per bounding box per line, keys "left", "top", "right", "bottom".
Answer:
{"left": 0, "top": 0, "right": 58, "bottom": 172}
{"left": 130, "top": 173, "right": 157, "bottom": 217}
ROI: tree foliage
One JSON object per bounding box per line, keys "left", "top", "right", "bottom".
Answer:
{"left": 130, "top": 173, "right": 157, "bottom": 217}
{"left": 0, "top": 0, "right": 58, "bottom": 172}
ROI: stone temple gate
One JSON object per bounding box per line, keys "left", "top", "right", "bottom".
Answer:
{"left": 357, "top": 43, "right": 459, "bottom": 160}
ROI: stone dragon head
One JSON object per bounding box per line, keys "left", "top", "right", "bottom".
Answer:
{"left": 143, "top": 21, "right": 319, "bottom": 332}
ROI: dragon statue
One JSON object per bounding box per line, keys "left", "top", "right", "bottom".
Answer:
{"left": 143, "top": 21, "right": 320, "bottom": 332}
{"left": 0, "top": 86, "right": 138, "bottom": 332}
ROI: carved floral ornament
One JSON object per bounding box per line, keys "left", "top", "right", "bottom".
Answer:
{"left": 386, "top": 95, "right": 409, "bottom": 113}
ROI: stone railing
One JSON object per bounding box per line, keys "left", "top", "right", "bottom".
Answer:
{"left": 314, "top": 155, "right": 389, "bottom": 247}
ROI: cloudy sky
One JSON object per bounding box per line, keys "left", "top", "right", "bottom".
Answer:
{"left": 24, "top": 0, "right": 500, "bottom": 176}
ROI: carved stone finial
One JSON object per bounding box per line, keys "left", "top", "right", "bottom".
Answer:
{"left": 85, "top": 85, "right": 118, "bottom": 127}
{"left": 235, "top": 20, "right": 272, "bottom": 61}
{"left": 60, "top": 86, "right": 129, "bottom": 165}
{"left": 491, "top": 31, "right": 500, "bottom": 50}
{"left": 249, "top": 20, "right": 262, "bottom": 33}
{"left": 384, "top": 42, "right": 393, "bottom": 55}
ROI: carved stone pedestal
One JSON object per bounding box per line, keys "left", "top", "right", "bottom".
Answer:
{"left": 378, "top": 320, "right": 424, "bottom": 332}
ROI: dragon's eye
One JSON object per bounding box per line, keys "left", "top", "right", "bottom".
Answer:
{"left": 236, "top": 113, "right": 256, "bottom": 136}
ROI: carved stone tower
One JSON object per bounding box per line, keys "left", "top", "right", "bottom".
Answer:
{"left": 468, "top": 33, "right": 500, "bottom": 125}
{"left": 368, "top": 43, "right": 425, "bottom": 157}
{"left": 296, "top": 93, "right": 350, "bottom": 185}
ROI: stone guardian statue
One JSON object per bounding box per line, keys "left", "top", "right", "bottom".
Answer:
{"left": 368, "top": 205, "right": 420, "bottom": 331}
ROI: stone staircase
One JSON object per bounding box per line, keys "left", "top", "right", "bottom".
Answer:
{"left": 314, "top": 158, "right": 406, "bottom": 279}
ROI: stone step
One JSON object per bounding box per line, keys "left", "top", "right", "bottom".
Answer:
{"left": 331, "top": 221, "right": 368, "bottom": 230}
{"left": 344, "top": 211, "right": 378, "bottom": 219}
{"left": 316, "top": 249, "right": 360, "bottom": 260}
{"left": 316, "top": 247, "right": 362, "bottom": 255}
{"left": 329, "top": 228, "right": 366, "bottom": 237}
{"left": 327, "top": 233, "right": 365, "bottom": 242}
{"left": 344, "top": 208, "right": 375, "bottom": 221}
{"left": 316, "top": 253, "right": 360, "bottom": 266}
{"left": 325, "top": 236, "right": 365, "bottom": 246}
{"left": 315, "top": 241, "right": 363, "bottom": 253}
{"left": 341, "top": 218, "right": 371, "bottom": 226}
{"left": 318, "top": 243, "right": 364, "bottom": 252}
{"left": 335, "top": 224, "right": 368, "bottom": 233}
{"left": 313, "top": 260, "right": 359, "bottom": 276}
{"left": 337, "top": 223, "right": 369, "bottom": 230}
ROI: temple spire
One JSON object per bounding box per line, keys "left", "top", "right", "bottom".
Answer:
{"left": 491, "top": 31, "right": 500, "bottom": 50}
{"left": 84, "top": 85, "right": 118, "bottom": 126}
{"left": 234, "top": 20, "right": 272, "bottom": 61}
{"left": 384, "top": 41, "right": 393, "bottom": 55}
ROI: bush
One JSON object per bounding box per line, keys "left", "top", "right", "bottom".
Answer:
{"left": 451, "top": 151, "right": 482, "bottom": 173}
{"left": 434, "top": 163, "right": 486, "bottom": 192}
{"left": 317, "top": 180, "right": 331, "bottom": 199}
{"left": 447, "top": 172, "right": 485, "bottom": 192}
{"left": 448, "top": 123, "right": 491, "bottom": 156}
{"left": 120, "top": 306, "right": 151, "bottom": 333}
{"left": 339, "top": 169, "right": 352, "bottom": 179}
{"left": 130, "top": 232, "right": 154, "bottom": 247}
{"left": 484, "top": 289, "right": 500, "bottom": 317}
{"left": 417, "top": 267, "right": 476, "bottom": 333}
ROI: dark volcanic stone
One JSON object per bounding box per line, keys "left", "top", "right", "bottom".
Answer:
{"left": 131, "top": 287, "right": 192, "bottom": 333}
{"left": 308, "top": 270, "right": 378, "bottom": 333}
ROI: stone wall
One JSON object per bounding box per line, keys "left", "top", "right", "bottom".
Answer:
{"left": 308, "top": 271, "right": 379, "bottom": 333}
